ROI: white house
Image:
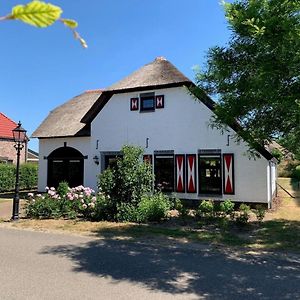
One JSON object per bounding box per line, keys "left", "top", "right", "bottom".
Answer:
{"left": 32, "top": 57, "right": 277, "bottom": 207}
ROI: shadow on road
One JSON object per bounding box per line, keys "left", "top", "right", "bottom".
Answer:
{"left": 40, "top": 235, "right": 300, "bottom": 299}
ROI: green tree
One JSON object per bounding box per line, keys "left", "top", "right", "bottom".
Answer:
{"left": 196, "top": 0, "right": 300, "bottom": 155}
{"left": 98, "top": 145, "right": 154, "bottom": 204}
{"left": 0, "top": 0, "right": 87, "bottom": 48}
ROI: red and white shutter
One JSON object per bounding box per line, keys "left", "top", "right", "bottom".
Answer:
{"left": 186, "top": 154, "right": 196, "bottom": 193}
{"left": 130, "top": 98, "right": 139, "bottom": 111}
{"left": 223, "top": 154, "right": 234, "bottom": 194}
{"left": 155, "top": 95, "right": 164, "bottom": 109}
{"left": 175, "top": 155, "right": 185, "bottom": 193}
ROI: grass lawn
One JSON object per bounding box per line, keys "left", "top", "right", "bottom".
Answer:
{"left": 0, "top": 177, "right": 299, "bottom": 253}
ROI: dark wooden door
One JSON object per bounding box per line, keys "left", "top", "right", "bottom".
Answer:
{"left": 47, "top": 147, "right": 84, "bottom": 188}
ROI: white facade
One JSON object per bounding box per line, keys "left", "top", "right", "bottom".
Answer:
{"left": 37, "top": 86, "right": 276, "bottom": 207}
{"left": 38, "top": 136, "right": 96, "bottom": 191}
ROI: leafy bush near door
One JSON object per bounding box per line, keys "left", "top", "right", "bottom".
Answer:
{"left": 96, "top": 145, "right": 171, "bottom": 222}
{"left": 98, "top": 145, "right": 154, "bottom": 205}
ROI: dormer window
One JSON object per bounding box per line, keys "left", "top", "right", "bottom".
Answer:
{"left": 140, "top": 92, "right": 155, "bottom": 112}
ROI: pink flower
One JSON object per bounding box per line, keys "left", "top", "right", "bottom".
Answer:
{"left": 48, "top": 190, "right": 55, "bottom": 196}
{"left": 67, "top": 194, "right": 74, "bottom": 201}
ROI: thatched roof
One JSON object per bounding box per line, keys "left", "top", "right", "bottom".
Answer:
{"left": 107, "top": 56, "right": 191, "bottom": 91}
{"left": 265, "top": 140, "right": 294, "bottom": 159}
{"left": 81, "top": 57, "right": 192, "bottom": 123}
{"left": 31, "top": 90, "right": 102, "bottom": 138}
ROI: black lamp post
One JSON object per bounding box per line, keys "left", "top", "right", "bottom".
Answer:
{"left": 12, "top": 121, "right": 27, "bottom": 221}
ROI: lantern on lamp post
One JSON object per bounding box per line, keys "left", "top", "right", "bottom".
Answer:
{"left": 12, "top": 121, "right": 27, "bottom": 220}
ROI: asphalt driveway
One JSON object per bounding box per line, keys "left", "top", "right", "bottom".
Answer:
{"left": 0, "top": 227, "right": 299, "bottom": 300}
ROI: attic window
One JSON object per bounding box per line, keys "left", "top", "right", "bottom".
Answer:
{"left": 140, "top": 92, "right": 155, "bottom": 112}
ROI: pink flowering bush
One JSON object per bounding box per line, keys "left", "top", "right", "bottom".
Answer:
{"left": 25, "top": 182, "right": 108, "bottom": 220}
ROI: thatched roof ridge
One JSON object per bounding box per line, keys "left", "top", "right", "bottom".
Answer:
{"left": 106, "top": 56, "right": 191, "bottom": 92}
{"left": 31, "top": 90, "right": 102, "bottom": 138}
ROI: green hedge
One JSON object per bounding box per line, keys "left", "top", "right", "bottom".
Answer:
{"left": 0, "top": 163, "right": 38, "bottom": 192}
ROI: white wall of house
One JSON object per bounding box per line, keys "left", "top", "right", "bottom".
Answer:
{"left": 90, "top": 86, "right": 273, "bottom": 204}
{"left": 37, "top": 136, "right": 95, "bottom": 191}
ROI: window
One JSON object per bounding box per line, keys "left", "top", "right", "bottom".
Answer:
{"left": 154, "top": 154, "right": 174, "bottom": 192}
{"left": 104, "top": 155, "right": 122, "bottom": 170}
{"left": 198, "top": 154, "right": 222, "bottom": 194}
{"left": 140, "top": 92, "right": 155, "bottom": 112}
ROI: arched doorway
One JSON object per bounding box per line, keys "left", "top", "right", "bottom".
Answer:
{"left": 47, "top": 147, "right": 84, "bottom": 188}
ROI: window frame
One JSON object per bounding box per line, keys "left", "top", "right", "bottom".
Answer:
{"left": 101, "top": 151, "right": 122, "bottom": 171}
{"left": 140, "top": 92, "right": 155, "bottom": 112}
{"left": 198, "top": 153, "right": 222, "bottom": 195}
{"left": 154, "top": 153, "right": 175, "bottom": 193}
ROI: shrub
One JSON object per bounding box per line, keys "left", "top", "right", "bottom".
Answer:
{"left": 25, "top": 184, "right": 104, "bottom": 220}
{"left": 0, "top": 163, "right": 38, "bottom": 192}
{"left": 174, "top": 198, "right": 188, "bottom": 217}
{"left": 26, "top": 196, "right": 61, "bottom": 219}
{"left": 0, "top": 164, "right": 15, "bottom": 192}
{"left": 19, "top": 163, "right": 38, "bottom": 190}
{"left": 220, "top": 199, "right": 235, "bottom": 218}
{"left": 116, "top": 202, "right": 139, "bottom": 222}
{"left": 137, "top": 192, "right": 171, "bottom": 222}
{"left": 236, "top": 204, "right": 251, "bottom": 225}
{"left": 97, "top": 145, "right": 154, "bottom": 206}
{"left": 253, "top": 204, "right": 266, "bottom": 222}
{"left": 196, "top": 200, "right": 214, "bottom": 218}
{"left": 278, "top": 160, "right": 299, "bottom": 178}
{"left": 97, "top": 168, "right": 115, "bottom": 198}
{"left": 57, "top": 181, "right": 69, "bottom": 198}
{"left": 173, "top": 198, "right": 189, "bottom": 224}
{"left": 91, "top": 192, "right": 115, "bottom": 221}
{"left": 292, "top": 165, "right": 300, "bottom": 181}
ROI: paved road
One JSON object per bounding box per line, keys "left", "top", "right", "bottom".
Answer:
{"left": 0, "top": 227, "right": 299, "bottom": 300}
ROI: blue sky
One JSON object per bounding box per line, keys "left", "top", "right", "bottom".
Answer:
{"left": 1, "top": 0, "right": 231, "bottom": 151}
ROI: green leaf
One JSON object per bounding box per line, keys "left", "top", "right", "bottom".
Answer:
{"left": 61, "top": 18, "right": 78, "bottom": 29}
{"left": 11, "top": 0, "right": 62, "bottom": 27}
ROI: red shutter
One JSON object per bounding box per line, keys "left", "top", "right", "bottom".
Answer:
{"left": 155, "top": 95, "right": 164, "bottom": 108}
{"left": 223, "top": 154, "right": 234, "bottom": 194}
{"left": 130, "top": 98, "right": 139, "bottom": 111}
{"left": 175, "top": 155, "right": 185, "bottom": 192}
{"left": 186, "top": 154, "right": 196, "bottom": 193}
